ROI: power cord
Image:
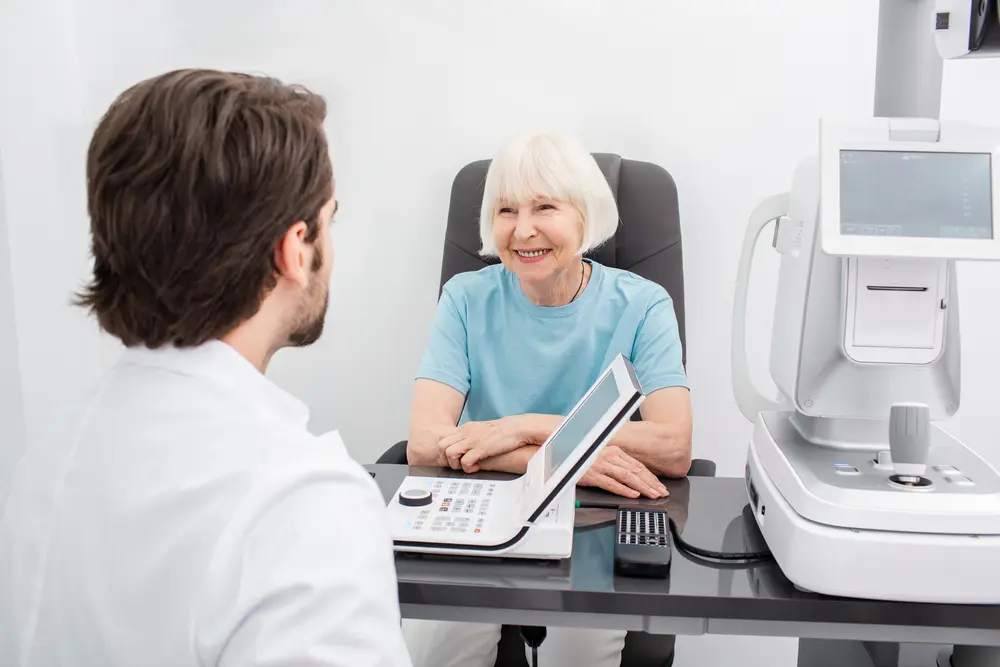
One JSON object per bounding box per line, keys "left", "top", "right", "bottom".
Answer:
{"left": 575, "top": 500, "right": 772, "bottom": 563}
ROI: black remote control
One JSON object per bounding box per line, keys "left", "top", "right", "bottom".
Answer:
{"left": 614, "top": 508, "right": 671, "bottom": 578}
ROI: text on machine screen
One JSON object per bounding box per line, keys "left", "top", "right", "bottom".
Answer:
{"left": 839, "top": 150, "right": 993, "bottom": 239}
{"left": 544, "top": 372, "right": 621, "bottom": 482}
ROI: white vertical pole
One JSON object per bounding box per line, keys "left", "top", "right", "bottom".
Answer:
{"left": 874, "top": 0, "right": 945, "bottom": 118}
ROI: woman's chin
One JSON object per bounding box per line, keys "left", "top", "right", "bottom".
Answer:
{"left": 512, "top": 265, "right": 554, "bottom": 284}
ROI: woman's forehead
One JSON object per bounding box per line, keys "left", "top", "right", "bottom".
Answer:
{"left": 496, "top": 193, "right": 563, "bottom": 206}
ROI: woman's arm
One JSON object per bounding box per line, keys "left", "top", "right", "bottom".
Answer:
{"left": 618, "top": 387, "right": 692, "bottom": 476}
{"left": 406, "top": 379, "right": 466, "bottom": 466}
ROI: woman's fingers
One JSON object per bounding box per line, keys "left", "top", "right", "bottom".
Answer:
{"left": 618, "top": 453, "right": 668, "bottom": 497}
{"left": 444, "top": 440, "right": 471, "bottom": 469}
{"left": 591, "top": 472, "right": 641, "bottom": 498}
{"left": 459, "top": 447, "right": 486, "bottom": 471}
{"left": 604, "top": 456, "right": 663, "bottom": 499}
{"left": 438, "top": 430, "right": 465, "bottom": 449}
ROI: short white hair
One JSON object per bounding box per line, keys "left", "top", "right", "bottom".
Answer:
{"left": 478, "top": 132, "right": 619, "bottom": 257}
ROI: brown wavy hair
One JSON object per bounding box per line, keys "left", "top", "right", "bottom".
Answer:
{"left": 76, "top": 68, "right": 334, "bottom": 348}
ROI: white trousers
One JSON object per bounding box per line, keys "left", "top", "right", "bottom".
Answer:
{"left": 402, "top": 618, "right": 626, "bottom": 667}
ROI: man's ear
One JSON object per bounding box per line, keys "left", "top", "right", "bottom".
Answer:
{"left": 274, "top": 221, "right": 311, "bottom": 288}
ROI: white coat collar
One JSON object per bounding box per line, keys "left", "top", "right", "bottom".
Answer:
{"left": 118, "top": 340, "right": 311, "bottom": 427}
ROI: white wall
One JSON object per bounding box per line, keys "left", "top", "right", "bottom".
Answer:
{"left": 5, "top": 2, "right": 1000, "bottom": 664}
{"left": 0, "top": 151, "right": 26, "bottom": 501}
{"left": 0, "top": 0, "right": 98, "bottom": 499}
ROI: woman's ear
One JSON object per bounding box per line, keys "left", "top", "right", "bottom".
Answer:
{"left": 273, "top": 221, "right": 311, "bottom": 288}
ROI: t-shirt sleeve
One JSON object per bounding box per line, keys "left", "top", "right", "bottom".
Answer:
{"left": 631, "top": 291, "right": 689, "bottom": 395}
{"left": 194, "top": 454, "right": 412, "bottom": 667}
{"left": 415, "top": 285, "right": 471, "bottom": 395}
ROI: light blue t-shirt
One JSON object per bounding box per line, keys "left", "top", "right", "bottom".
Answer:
{"left": 416, "top": 260, "right": 688, "bottom": 423}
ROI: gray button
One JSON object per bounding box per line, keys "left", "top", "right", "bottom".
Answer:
{"left": 431, "top": 527, "right": 447, "bottom": 532}
{"left": 834, "top": 464, "right": 859, "bottom": 475}
{"left": 935, "top": 465, "right": 960, "bottom": 475}
{"left": 948, "top": 475, "right": 974, "bottom": 486}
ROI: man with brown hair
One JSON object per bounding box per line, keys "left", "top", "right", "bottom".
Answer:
{"left": 0, "top": 69, "right": 412, "bottom": 667}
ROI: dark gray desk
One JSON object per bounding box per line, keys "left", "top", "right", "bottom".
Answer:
{"left": 369, "top": 464, "right": 1000, "bottom": 667}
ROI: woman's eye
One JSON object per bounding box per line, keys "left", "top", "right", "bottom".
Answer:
{"left": 499, "top": 207, "right": 515, "bottom": 214}
{"left": 537, "top": 203, "right": 555, "bottom": 211}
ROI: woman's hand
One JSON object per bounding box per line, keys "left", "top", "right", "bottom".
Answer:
{"left": 438, "top": 417, "right": 529, "bottom": 472}
{"left": 578, "top": 446, "right": 668, "bottom": 499}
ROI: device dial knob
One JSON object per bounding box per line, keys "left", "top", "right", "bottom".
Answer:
{"left": 399, "top": 488, "right": 433, "bottom": 507}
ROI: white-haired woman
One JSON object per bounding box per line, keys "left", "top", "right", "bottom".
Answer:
{"left": 402, "top": 133, "right": 692, "bottom": 667}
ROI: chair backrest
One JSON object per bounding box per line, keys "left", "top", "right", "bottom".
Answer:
{"left": 439, "top": 153, "right": 686, "bottom": 364}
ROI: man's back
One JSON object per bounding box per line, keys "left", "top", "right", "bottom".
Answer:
{"left": 0, "top": 342, "right": 411, "bottom": 666}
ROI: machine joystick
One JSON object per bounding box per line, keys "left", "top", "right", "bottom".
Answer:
{"left": 399, "top": 488, "right": 433, "bottom": 507}
{"left": 888, "top": 403, "right": 932, "bottom": 489}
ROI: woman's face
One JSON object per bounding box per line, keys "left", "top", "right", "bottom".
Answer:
{"left": 492, "top": 196, "right": 583, "bottom": 287}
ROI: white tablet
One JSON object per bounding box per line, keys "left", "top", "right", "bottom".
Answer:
{"left": 516, "top": 354, "right": 645, "bottom": 523}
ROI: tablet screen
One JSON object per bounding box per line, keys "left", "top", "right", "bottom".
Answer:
{"left": 543, "top": 372, "right": 621, "bottom": 482}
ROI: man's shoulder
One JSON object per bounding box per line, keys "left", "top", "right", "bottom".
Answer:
{"left": 246, "top": 428, "right": 378, "bottom": 499}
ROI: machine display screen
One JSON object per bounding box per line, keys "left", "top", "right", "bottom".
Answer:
{"left": 544, "top": 372, "right": 621, "bottom": 481}
{"left": 839, "top": 150, "right": 994, "bottom": 239}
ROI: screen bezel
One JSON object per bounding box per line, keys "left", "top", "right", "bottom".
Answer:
{"left": 820, "top": 133, "right": 1000, "bottom": 260}
{"left": 518, "top": 354, "right": 644, "bottom": 523}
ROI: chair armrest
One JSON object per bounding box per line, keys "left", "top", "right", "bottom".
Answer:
{"left": 687, "top": 458, "right": 716, "bottom": 477}
{"left": 376, "top": 440, "right": 409, "bottom": 465}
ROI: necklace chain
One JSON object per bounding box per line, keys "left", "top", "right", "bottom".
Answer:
{"left": 569, "top": 261, "right": 587, "bottom": 303}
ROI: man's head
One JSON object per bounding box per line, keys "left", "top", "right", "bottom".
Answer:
{"left": 77, "top": 68, "right": 336, "bottom": 359}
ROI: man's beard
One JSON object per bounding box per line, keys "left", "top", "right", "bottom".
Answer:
{"left": 287, "top": 249, "right": 329, "bottom": 348}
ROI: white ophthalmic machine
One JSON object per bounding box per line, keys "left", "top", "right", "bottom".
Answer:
{"left": 732, "top": 0, "right": 1000, "bottom": 604}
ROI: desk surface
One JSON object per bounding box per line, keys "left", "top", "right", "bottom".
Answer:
{"left": 370, "top": 464, "right": 1000, "bottom": 637}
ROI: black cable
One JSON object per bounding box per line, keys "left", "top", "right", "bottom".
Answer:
{"left": 576, "top": 501, "right": 772, "bottom": 563}
{"left": 531, "top": 646, "right": 538, "bottom": 667}
{"left": 667, "top": 515, "right": 771, "bottom": 562}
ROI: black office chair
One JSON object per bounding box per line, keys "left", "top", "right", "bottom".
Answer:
{"left": 379, "top": 153, "right": 716, "bottom": 667}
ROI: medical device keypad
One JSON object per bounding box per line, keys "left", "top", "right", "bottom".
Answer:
{"left": 404, "top": 479, "right": 498, "bottom": 535}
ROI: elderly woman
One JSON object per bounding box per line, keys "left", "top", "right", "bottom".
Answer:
{"left": 402, "top": 132, "right": 692, "bottom": 667}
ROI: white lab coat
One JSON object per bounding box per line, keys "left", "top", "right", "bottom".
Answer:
{"left": 0, "top": 341, "right": 412, "bottom": 667}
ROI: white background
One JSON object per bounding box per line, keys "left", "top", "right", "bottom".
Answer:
{"left": 2, "top": 1, "right": 1000, "bottom": 664}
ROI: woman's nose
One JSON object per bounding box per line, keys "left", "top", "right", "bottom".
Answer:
{"left": 513, "top": 214, "right": 536, "bottom": 239}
